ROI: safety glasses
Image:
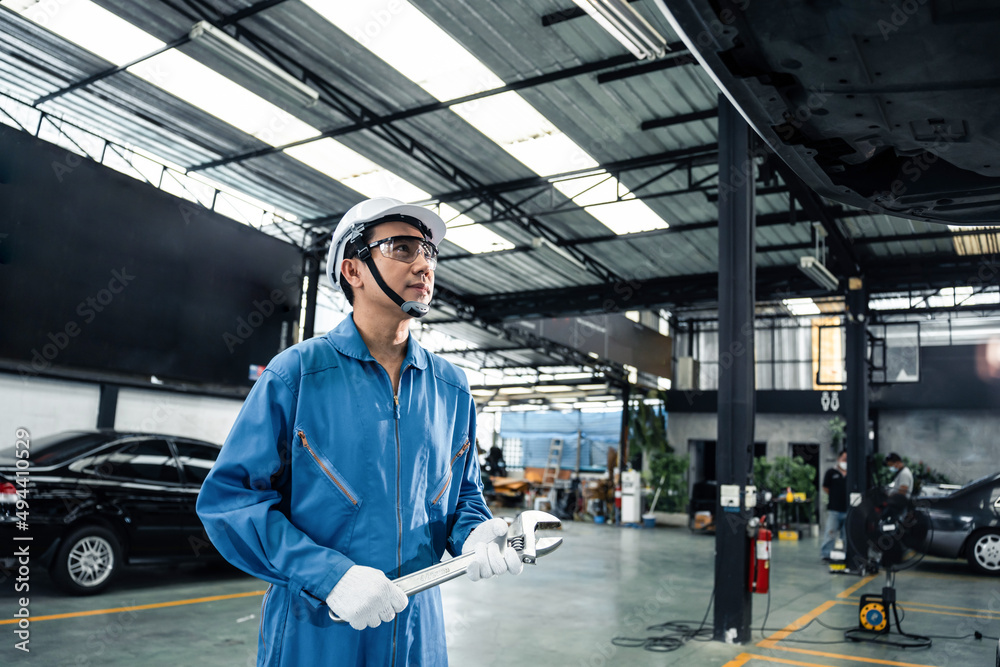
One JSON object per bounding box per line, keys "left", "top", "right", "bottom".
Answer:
{"left": 366, "top": 235, "right": 438, "bottom": 270}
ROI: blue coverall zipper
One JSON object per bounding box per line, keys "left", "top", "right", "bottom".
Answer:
{"left": 432, "top": 438, "right": 472, "bottom": 505}
{"left": 392, "top": 391, "right": 401, "bottom": 667}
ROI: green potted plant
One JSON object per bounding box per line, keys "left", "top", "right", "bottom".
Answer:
{"left": 766, "top": 455, "right": 817, "bottom": 532}
{"left": 829, "top": 416, "right": 846, "bottom": 452}
{"left": 628, "top": 391, "right": 689, "bottom": 522}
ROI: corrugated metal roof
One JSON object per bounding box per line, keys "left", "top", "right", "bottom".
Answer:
{"left": 0, "top": 0, "right": 985, "bottom": 328}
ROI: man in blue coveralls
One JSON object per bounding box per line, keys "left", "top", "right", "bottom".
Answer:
{"left": 197, "top": 197, "right": 522, "bottom": 666}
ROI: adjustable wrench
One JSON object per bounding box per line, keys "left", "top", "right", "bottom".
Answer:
{"left": 329, "top": 510, "right": 562, "bottom": 622}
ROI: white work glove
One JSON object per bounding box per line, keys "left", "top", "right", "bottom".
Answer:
{"left": 326, "top": 565, "right": 408, "bottom": 630}
{"left": 462, "top": 518, "right": 524, "bottom": 582}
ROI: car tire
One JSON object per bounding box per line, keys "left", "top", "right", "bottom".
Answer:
{"left": 50, "top": 525, "right": 122, "bottom": 595}
{"left": 966, "top": 529, "right": 1000, "bottom": 575}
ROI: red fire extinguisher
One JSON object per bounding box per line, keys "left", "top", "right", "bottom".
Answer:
{"left": 749, "top": 523, "right": 771, "bottom": 594}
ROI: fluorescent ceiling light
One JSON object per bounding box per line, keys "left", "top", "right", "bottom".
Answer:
{"left": 129, "top": 51, "right": 320, "bottom": 146}
{"left": 454, "top": 97, "right": 668, "bottom": 234}
{"left": 313, "top": 2, "right": 669, "bottom": 236}
{"left": 188, "top": 21, "right": 319, "bottom": 108}
{"left": 498, "top": 387, "right": 533, "bottom": 395}
{"left": 798, "top": 256, "right": 839, "bottom": 291}
{"left": 12, "top": 1, "right": 319, "bottom": 148}
{"left": 939, "top": 286, "right": 974, "bottom": 300}
{"left": 533, "top": 385, "right": 576, "bottom": 393}
{"left": 557, "top": 372, "right": 597, "bottom": 380}
{"left": 299, "top": 0, "right": 503, "bottom": 101}
{"left": 437, "top": 204, "right": 515, "bottom": 254}
{"left": 572, "top": 0, "right": 669, "bottom": 60}
{"left": 783, "top": 298, "right": 821, "bottom": 316}
{"left": 869, "top": 297, "right": 910, "bottom": 311}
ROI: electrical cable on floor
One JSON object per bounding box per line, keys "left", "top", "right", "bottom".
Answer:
{"left": 610, "top": 587, "right": 715, "bottom": 653}
{"left": 759, "top": 576, "right": 771, "bottom": 637}
{"left": 609, "top": 533, "right": 990, "bottom": 656}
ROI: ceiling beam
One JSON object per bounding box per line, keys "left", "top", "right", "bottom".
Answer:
{"left": 768, "top": 155, "right": 861, "bottom": 275}
{"left": 458, "top": 253, "right": 999, "bottom": 321}
{"left": 430, "top": 286, "right": 629, "bottom": 384}
{"left": 437, "top": 209, "right": 830, "bottom": 266}
{"left": 854, "top": 228, "right": 1000, "bottom": 245}
{"left": 641, "top": 108, "right": 717, "bottom": 131}
{"left": 596, "top": 49, "right": 697, "bottom": 83}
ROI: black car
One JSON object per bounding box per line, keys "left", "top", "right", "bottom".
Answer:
{"left": 919, "top": 472, "right": 1000, "bottom": 575}
{"left": 0, "top": 430, "right": 222, "bottom": 594}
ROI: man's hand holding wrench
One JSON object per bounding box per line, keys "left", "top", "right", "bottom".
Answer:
{"left": 328, "top": 510, "right": 562, "bottom": 625}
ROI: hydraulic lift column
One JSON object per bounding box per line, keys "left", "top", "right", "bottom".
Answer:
{"left": 844, "top": 278, "right": 870, "bottom": 570}
{"left": 713, "top": 95, "right": 756, "bottom": 643}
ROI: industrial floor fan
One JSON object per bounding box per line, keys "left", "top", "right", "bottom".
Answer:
{"left": 843, "top": 488, "right": 932, "bottom": 648}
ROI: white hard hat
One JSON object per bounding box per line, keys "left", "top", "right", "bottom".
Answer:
{"left": 326, "top": 197, "right": 447, "bottom": 292}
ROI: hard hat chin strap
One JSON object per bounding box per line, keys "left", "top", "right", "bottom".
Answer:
{"left": 355, "top": 243, "right": 429, "bottom": 318}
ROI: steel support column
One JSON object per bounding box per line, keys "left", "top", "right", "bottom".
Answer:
{"left": 96, "top": 383, "right": 118, "bottom": 429}
{"left": 301, "top": 252, "right": 321, "bottom": 341}
{"left": 844, "top": 278, "right": 870, "bottom": 570}
{"left": 618, "top": 382, "right": 632, "bottom": 521}
{"left": 713, "top": 95, "right": 756, "bottom": 643}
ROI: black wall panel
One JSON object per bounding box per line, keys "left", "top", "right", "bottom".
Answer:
{"left": 0, "top": 125, "right": 301, "bottom": 387}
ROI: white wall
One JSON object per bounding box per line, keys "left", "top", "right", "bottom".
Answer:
{"left": 667, "top": 412, "right": 837, "bottom": 462}
{"left": 0, "top": 373, "right": 243, "bottom": 445}
{"left": 878, "top": 410, "right": 1000, "bottom": 485}
{"left": 115, "top": 387, "right": 242, "bottom": 445}
{"left": 0, "top": 373, "right": 101, "bottom": 439}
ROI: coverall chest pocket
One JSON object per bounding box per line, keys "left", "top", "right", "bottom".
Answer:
{"left": 296, "top": 429, "right": 363, "bottom": 526}
{"left": 429, "top": 437, "right": 472, "bottom": 509}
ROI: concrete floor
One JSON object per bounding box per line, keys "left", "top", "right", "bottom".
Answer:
{"left": 2, "top": 521, "right": 998, "bottom": 666}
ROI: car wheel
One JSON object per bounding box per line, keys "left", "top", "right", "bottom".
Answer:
{"left": 50, "top": 525, "right": 122, "bottom": 595}
{"left": 966, "top": 529, "right": 1000, "bottom": 575}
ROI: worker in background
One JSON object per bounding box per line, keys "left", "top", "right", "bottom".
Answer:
{"left": 819, "top": 449, "right": 847, "bottom": 561}
{"left": 197, "top": 197, "right": 521, "bottom": 666}
{"left": 885, "top": 452, "right": 913, "bottom": 497}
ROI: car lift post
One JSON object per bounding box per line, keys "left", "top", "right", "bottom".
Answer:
{"left": 844, "top": 278, "right": 870, "bottom": 571}
{"left": 713, "top": 94, "right": 756, "bottom": 643}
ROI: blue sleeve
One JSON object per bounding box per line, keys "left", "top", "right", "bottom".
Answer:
{"left": 447, "top": 400, "right": 493, "bottom": 556}
{"left": 196, "top": 367, "right": 351, "bottom": 607}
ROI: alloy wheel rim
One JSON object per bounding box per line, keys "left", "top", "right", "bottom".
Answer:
{"left": 975, "top": 534, "right": 1000, "bottom": 570}
{"left": 67, "top": 536, "right": 114, "bottom": 587}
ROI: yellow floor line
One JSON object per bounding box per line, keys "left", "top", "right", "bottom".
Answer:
{"left": 729, "top": 653, "right": 841, "bottom": 666}
{"left": 757, "top": 591, "right": 938, "bottom": 667}
{"left": 905, "top": 571, "right": 992, "bottom": 582}
{"left": 723, "top": 653, "right": 755, "bottom": 667}
{"left": 0, "top": 589, "right": 266, "bottom": 624}
{"left": 893, "top": 606, "right": 1000, "bottom": 621}
{"left": 759, "top": 600, "right": 840, "bottom": 646}
{"left": 837, "top": 574, "right": 878, "bottom": 599}
{"left": 835, "top": 597, "right": 1000, "bottom": 620}
{"left": 897, "top": 599, "right": 1000, "bottom": 614}
{"left": 757, "top": 645, "right": 938, "bottom": 667}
